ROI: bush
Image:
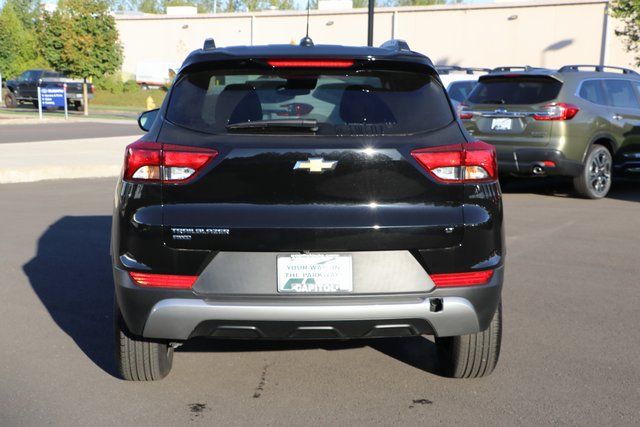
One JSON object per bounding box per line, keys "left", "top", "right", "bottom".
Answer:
{"left": 123, "top": 80, "right": 139, "bottom": 93}
{"left": 95, "top": 73, "right": 124, "bottom": 93}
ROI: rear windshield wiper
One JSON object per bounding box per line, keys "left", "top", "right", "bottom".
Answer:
{"left": 480, "top": 99, "right": 506, "bottom": 104}
{"left": 226, "top": 119, "right": 318, "bottom": 132}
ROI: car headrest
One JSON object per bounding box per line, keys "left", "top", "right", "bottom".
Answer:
{"left": 339, "top": 85, "right": 395, "bottom": 124}
{"left": 215, "top": 84, "right": 263, "bottom": 125}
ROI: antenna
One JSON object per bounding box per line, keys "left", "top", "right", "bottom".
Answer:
{"left": 300, "top": 0, "right": 314, "bottom": 47}
{"left": 306, "top": 0, "right": 310, "bottom": 38}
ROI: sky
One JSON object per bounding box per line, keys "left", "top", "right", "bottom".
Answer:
{"left": 0, "top": 0, "right": 495, "bottom": 11}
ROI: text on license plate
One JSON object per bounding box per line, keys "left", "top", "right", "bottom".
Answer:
{"left": 491, "top": 118, "right": 512, "bottom": 131}
{"left": 277, "top": 254, "right": 353, "bottom": 293}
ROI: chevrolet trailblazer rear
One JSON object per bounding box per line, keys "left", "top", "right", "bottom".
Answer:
{"left": 111, "top": 38, "right": 504, "bottom": 381}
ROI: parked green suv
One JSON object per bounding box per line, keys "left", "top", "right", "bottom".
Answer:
{"left": 458, "top": 65, "right": 640, "bottom": 198}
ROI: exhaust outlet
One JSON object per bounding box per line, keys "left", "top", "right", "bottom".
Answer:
{"left": 532, "top": 165, "right": 545, "bottom": 175}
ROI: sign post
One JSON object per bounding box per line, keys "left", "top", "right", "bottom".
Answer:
{"left": 63, "top": 84, "right": 68, "bottom": 120}
{"left": 37, "top": 86, "right": 43, "bottom": 120}
{"left": 83, "top": 81, "right": 89, "bottom": 116}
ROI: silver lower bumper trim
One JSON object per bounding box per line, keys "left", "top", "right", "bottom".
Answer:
{"left": 143, "top": 297, "right": 480, "bottom": 339}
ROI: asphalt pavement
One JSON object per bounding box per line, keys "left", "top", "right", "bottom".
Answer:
{"left": 0, "top": 121, "right": 141, "bottom": 143}
{"left": 0, "top": 178, "right": 639, "bottom": 425}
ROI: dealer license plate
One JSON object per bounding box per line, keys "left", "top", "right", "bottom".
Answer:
{"left": 277, "top": 254, "right": 353, "bottom": 293}
{"left": 491, "top": 118, "right": 512, "bottom": 131}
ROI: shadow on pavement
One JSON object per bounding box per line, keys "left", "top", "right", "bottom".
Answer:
{"left": 179, "top": 336, "right": 441, "bottom": 376}
{"left": 501, "top": 176, "right": 640, "bottom": 202}
{"left": 23, "top": 216, "right": 442, "bottom": 377}
{"left": 23, "top": 216, "right": 117, "bottom": 377}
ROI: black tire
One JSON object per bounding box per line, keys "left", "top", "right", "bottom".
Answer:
{"left": 4, "top": 91, "right": 17, "bottom": 108}
{"left": 32, "top": 101, "right": 39, "bottom": 108}
{"left": 573, "top": 144, "right": 612, "bottom": 199}
{"left": 436, "top": 301, "right": 502, "bottom": 378}
{"left": 114, "top": 302, "right": 173, "bottom": 381}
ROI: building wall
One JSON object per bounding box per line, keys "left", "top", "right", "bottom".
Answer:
{"left": 115, "top": 0, "right": 636, "bottom": 78}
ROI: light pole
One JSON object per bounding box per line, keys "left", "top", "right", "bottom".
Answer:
{"left": 367, "top": 0, "right": 374, "bottom": 46}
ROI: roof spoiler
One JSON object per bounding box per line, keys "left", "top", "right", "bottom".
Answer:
{"left": 490, "top": 65, "right": 535, "bottom": 73}
{"left": 558, "top": 64, "right": 638, "bottom": 75}
{"left": 203, "top": 38, "right": 216, "bottom": 50}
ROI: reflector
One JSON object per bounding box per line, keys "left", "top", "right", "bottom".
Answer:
{"left": 129, "top": 272, "right": 198, "bottom": 289}
{"left": 430, "top": 270, "right": 494, "bottom": 287}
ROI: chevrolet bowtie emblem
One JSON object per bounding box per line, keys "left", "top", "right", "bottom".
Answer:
{"left": 293, "top": 157, "right": 338, "bottom": 173}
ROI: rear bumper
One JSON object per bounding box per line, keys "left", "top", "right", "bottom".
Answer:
{"left": 144, "top": 297, "right": 480, "bottom": 340}
{"left": 496, "top": 148, "right": 583, "bottom": 177}
{"left": 113, "top": 264, "right": 503, "bottom": 340}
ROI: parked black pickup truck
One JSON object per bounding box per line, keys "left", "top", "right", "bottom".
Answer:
{"left": 3, "top": 69, "right": 94, "bottom": 110}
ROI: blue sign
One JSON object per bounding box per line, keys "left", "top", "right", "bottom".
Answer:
{"left": 40, "top": 87, "right": 66, "bottom": 108}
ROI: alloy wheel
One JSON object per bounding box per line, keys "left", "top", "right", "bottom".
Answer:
{"left": 588, "top": 149, "right": 611, "bottom": 196}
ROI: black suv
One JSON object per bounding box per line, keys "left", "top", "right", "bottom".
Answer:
{"left": 111, "top": 38, "right": 504, "bottom": 380}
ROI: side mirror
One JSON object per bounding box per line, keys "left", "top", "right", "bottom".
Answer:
{"left": 138, "top": 108, "right": 159, "bottom": 132}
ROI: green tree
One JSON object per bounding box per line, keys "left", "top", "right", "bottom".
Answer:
{"left": 612, "top": 0, "right": 640, "bottom": 66}
{"left": 0, "top": 3, "right": 45, "bottom": 79}
{"left": 139, "top": 0, "right": 163, "bottom": 12}
{"left": 38, "top": 0, "right": 123, "bottom": 79}
{"left": 3, "top": 0, "right": 40, "bottom": 28}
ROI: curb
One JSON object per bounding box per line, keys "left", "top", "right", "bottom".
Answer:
{"left": 0, "top": 116, "right": 139, "bottom": 125}
{"left": 0, "top": 136, "right": 135, "bottom": 184}
{"left": 0, "top": 165, "right": 121, "bottom": 184}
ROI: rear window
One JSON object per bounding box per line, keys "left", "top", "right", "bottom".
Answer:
{"left": 42, "top": 71, "right": 62, "bottom": 78}
{"left": 166, "top": 67, "right": 453, "bottom": 135}
{"left": 468, "top": 76, "right": 562, "bottom": 105}
{"left": 447, "top": 81, "right": 476, "bottom": 103}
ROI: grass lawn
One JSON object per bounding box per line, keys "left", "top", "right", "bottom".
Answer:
{"left": 92, "top": 89, "right": 166, "bottom": 110}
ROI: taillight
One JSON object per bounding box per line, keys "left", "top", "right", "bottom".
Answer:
{"left": 129, "top": 272, "right": 198, "bottom": 289}
{"left": 277, "top": 102, "right": 314, "bottom": 117}
{"left": 123, "top": 140, "right": 218, "bottom": 184}
{"left": 457, "top": 103, "right": 473, "bottom": 120}
{"left": 411, "top": 141, "right": 497, "bottom": 183}
{"left": 533, "top": 102, "right": 579, "bottom": 121}
{"left": 267, "top": 59, "right": 354, "bottom": 68}
{"left": 163, "top": 145, "right": 217, "bottom": 182}
{"left": 124, "top": 141, "right": 161, "bottom": 181}
{"left": 431, "top": 270, "right": 494, "bottom": 287}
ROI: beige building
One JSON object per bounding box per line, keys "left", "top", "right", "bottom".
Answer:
{"left": 115, "top": 0, "right": 637, "bottom": 79}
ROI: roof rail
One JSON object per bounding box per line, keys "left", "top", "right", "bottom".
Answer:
{"left": 380, "top": 39, "right": 411, "bottom": 52}
{"left": 558, "top": 64, "right": 638, "bottom": 75}
{"left": 203, "top": 38, "right": 216, "bottom": 50}
{"left": 490, "top": 66, "right": 534, "bottom": 73}
{"left": 437, "top": 66, "right": 491, "bottom": 75}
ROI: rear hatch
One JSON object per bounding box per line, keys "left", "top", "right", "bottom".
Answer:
{"left": 158, "top": 60, "right": 466, "bottom": 252}
{"left": 461, "top": 74, "right": 563, "bottom": 147}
